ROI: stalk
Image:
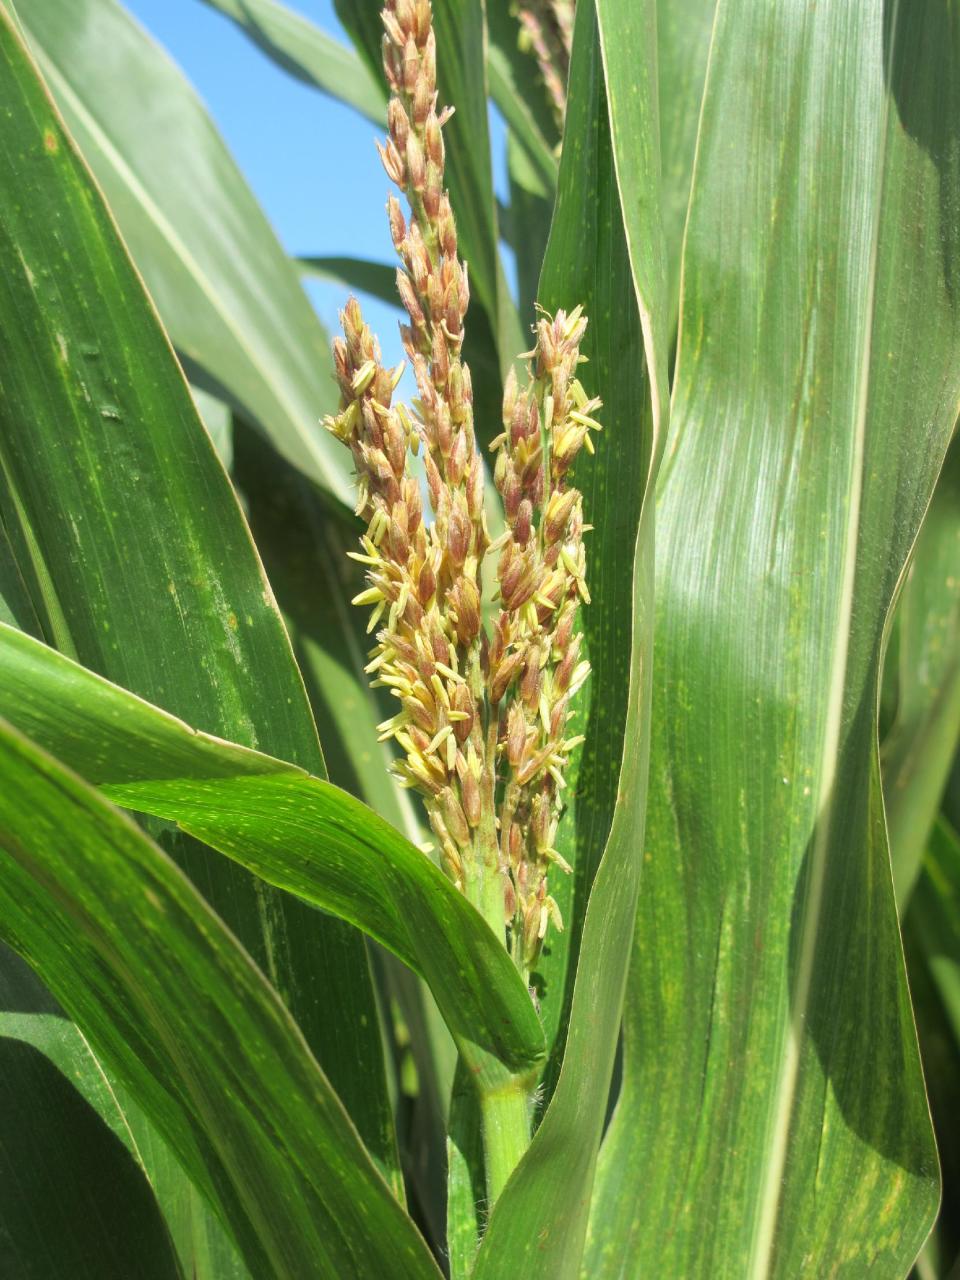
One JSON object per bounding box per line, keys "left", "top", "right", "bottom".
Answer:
{"left": 479, "top": 1078, "right": 531, "bottom": 1202}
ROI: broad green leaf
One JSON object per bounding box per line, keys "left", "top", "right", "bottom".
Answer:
{"left": 198, "top": 0, "right": 386, "bottom": 124}
{"left": 528, "top": 0, "right": 665, "bottom": 1078}
{"left": 590, "top": 0, "right": 960, "bottom": 1274}
{"left": 0, "top": 718, "right": 440, "bottom": 1280}
{"left": 16, "top": 0, "right": 352, "bottom": 505}
{"left": 0, "top": 623, "right": 545, "bottom": 1077}
{"left": 0, "top": 0, "right": 395, "bottom": 1199}
{"left": 0, "top": 944, "right": 249, "bottom": 1280}
{"left": 883, "top": 432, "right": 960, "bottom": 906}
{"left": 471, "top": 2, "right": 664, "bottom": 1272}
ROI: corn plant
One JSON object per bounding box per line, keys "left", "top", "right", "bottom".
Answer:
{"left": 0, "top": 0, "right": 958, "bottom": 1277}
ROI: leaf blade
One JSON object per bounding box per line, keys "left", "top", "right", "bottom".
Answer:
{"left": 470, "top": 1, "right": 664, "bottom": 1271}
{"left": 17, "top": 0, "right": 353, "bottom": 503}
{"left": 0, "top": 716, "right": 440, "bottom": 1280}
{"left": 0, "top": 623, "right": 546, "bottom": 1077}
{"left": 0, "top": 0, "right": 396, "bottom": 1200}
{"left": 588, "top": 0, "right": 960, "bottom": 1273}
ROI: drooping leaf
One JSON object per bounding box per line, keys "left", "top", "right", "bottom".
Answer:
{"left": 883, "top": 430, "right": 960, "bottom": 906}
{"left": 470, "top": 1, "right": 665, "bottom": 1272}
{"left": 0, "top": 717, "right": 440, "bottom": 1280}
{"left": 298, "top": 254, "right": 398, "bottom": 307}
{"left": 0, "top": 623, "right": 545, "bottom": 1077}
{"left": 0, "top": 0, "right": 395, "bottom": 1200}
{"left": 589, "top": 0, "right": 960, "bottom": 1273}
{"left": 16, "top": 0, "right": 353, "bottom": 505}
{"left": 197, "top": 0, "right": 386, "bottom": 124}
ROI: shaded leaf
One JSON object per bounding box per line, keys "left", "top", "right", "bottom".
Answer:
{"left": 0, "top": 717, "right": 440, "bottom": 1279}
{"left": 884, "top": 431, "right": 960, "bottom": 905}
{"left": 0, "top": 945, "right": 249, "bottom": 1280}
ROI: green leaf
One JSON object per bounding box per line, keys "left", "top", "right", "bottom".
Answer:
{"left": 589, "top": 0, "right": 960, "bottom": 1273}
{"left": 487, "top": 40, "right": 558, "bottom": 199}
{"left": 297, "top": 254, "right": 398, "bottom": 308}
{"left": 0, "top": 948, "right": 185, "bottom": 1280}
{"left": 526, "top": 0, "right": 666, "bottom": 1078}
{"left": 16, "top": 0, "right": 353, "bottom": 505}
{"left": 883, "top": 431, "right": 960, "bottom": 906}
{"left": 505, "top": 131, "right": 552, "bottom": 330}
{"left": 0, "top": 944, "right": 249, "bottom": 1280}
{"left": 657, "top": 0, "right": 715, "bottom": 332}
{"left": 197, "top": 0, "right": 386, "bottom": 124}
{"left": 485, "top": 0, "right": 561, "bottom": 166}
{"left": 0, "top": 623, "right": 546, "bottom": 1077}
{"left": 904, "top": 819, "right": 960, "bottom": 1278}
{"left": 0, "top": 0, "right": 395, "bottom": 1198}
{"left": 0, "top": 717, "right": 440, "bottom": 1280}
{"left": 470, "top": 1, "right": 664, "bottom": 1272}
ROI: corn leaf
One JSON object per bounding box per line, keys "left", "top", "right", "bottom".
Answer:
{"left": 657, "top": 0, "right": 715, "bottom": 332}
{"left": 0, "top": 623, "right": 546, "bottom": 1077}
{"left": 0, "top": 944, "right": 249, "bottom": 1280}
{"left": 588, "top": 0, "right": 960, "bottom": 1273}
{"left": 0, "top": 0, "right": 396, "bottom": 1208}
{"left": 0, "top": 946, "right": 185, "bottom": 1280}
{"left": 486, "top": 39, "right": 558, "bottom": 198}
{"left": 883, "top": 431, "right": 960, "bottom": 906}
{"left": 903, "top": 819, "right": 960, "bottom": 1276}
{"left": 0, "top": 717, "right": 440, "bottom": 1279}
{"left": 15, "top": 0, "right": 353, "bottom": 505}
{"left": 197, "top": 0, "right": 386, "bottom": 124}
{"left": 532, "top": 0, "right": 667, "bottom": 1079}
{"left": 297, "top": 254, "right": 398, "bottom": 306}
{"left": 470, "top": 2, "right": 665, "bottom": 1272}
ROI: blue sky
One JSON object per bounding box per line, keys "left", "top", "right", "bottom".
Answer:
{"left": 123, "top": 0, "right": 510, "bottom": 374}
